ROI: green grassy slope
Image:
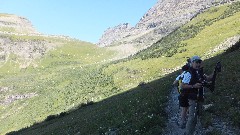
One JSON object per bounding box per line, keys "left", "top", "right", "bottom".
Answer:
{"left": 39, "top": 40, "right": 114, "bottom": 67}
{"left": 0, "top": 37, "right": 116, "bottom": 134}
{"left": 1, "top": 2, "right": 240, "bottom": 135}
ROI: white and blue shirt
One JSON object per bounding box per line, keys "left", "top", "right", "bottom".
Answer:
{"left": 175, "top": 71, "right": 187, "bottom": 81}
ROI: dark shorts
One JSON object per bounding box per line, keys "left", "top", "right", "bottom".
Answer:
{"left": 178, "top": 94, "right": 189, "bottom": 107}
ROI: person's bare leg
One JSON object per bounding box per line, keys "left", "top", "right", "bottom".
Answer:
{"left": 180, "top": 107, "right": 188, "bottom": 128}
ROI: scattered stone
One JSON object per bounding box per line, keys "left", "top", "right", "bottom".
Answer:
{"left": 0, "top": 92, "right": 38, "bottom": 105}
{"left": 203, "top": 104, "right": 213, "bottom": 110}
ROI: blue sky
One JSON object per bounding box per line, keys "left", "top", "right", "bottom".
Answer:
{"left": 0, "top": 0, "right": 157, "bottom": 43}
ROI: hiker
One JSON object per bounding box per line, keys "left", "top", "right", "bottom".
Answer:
{"left": 172, "top": 64, "right": 189, "bottom": 129}
{"left": 181, "top": 55, "right": 213, "bottom": 135}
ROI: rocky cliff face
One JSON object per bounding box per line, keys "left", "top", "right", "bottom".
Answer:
{"left": 97, "top": 23, "right": 133, "bottom": 47}
{"left": 0, "top": 36, "right": 57, "bottom": 68}
{"left": 97, "top": 0, "right": 238, "bottom": 50}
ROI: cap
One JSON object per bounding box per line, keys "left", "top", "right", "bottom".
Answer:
{"left": 191, "top": 55, "right": 202, "bottom": 62}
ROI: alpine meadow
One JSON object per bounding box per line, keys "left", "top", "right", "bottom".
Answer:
{"left": 0, "top": 1, "right": 240, "bottom": 135}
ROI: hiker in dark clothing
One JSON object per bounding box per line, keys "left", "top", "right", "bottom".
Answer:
{"left": 181, "top": 56, "right": 213, "bottom": 135}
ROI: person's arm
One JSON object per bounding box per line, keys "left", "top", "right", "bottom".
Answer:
{"left": 172, "top": 75, "right": 180, "bottom": 86}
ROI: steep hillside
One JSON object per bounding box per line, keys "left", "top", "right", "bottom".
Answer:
{"left": 98, "top": 0, "right": 240, "bottom": 57}
{"left": 3, "top": 2, "right": 240, "bottom": 135}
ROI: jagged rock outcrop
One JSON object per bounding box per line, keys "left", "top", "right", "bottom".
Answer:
{"left": 97, "top": 0, "right": 239, "bottom": 52}
{"left": 0, "top": 36, "right": 58, "bottom": 68}
{"left": 97, "top": 23, "right": 133, "bottom": 47}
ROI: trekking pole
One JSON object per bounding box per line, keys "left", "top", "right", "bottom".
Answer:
{"left": 195, "top": 87, "right": 205, "bottom": 134}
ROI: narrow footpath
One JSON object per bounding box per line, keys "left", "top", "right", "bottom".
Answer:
{"left": 163, "top": 87, "right": 240, "bottom": 135}
{"left": 163, "top": 87, "right": 186, "bottom": 135}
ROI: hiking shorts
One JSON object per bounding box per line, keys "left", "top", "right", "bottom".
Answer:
{"left": 178, "top": 94, "right": 189, "bottom": 107}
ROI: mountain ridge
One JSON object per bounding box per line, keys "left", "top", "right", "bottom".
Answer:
{"left": 97, "top": 0, "right": 239, "bottom": 54}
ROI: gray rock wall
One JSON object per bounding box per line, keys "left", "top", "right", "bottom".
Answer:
{"left": 97, "top": 0, "right": 239, "bottom": 49}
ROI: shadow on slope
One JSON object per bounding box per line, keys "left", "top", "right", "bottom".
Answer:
{"left": 7, "top": 71, "right": 176, "bottom": 135}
